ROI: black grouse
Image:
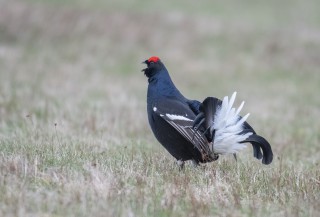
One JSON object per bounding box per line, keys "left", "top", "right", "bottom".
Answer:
{"left": 142, "top": 56, "right": 273, "bottom": 168}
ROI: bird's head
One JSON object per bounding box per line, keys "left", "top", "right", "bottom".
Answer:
{"left": 142, "top": 56, "right": 165, "bottom": 78}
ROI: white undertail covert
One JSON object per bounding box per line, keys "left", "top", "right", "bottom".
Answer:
{"left": 212, "top": 92, "right": 253, "bottom": 154}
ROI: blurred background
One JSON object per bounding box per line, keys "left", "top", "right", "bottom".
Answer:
{"left": 1, "top": 0, "right": 320, "bottom": 216}
{"left": 1, "top": 0, "right": 320, "bottom": 160}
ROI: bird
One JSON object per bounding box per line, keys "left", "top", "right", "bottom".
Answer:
{"left": 142, "top": 56, "right": 273, "bottom": 168}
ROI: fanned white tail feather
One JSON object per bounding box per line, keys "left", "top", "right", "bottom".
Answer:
{"left": 213, "top": 92, "right": 253, "bottom": 154}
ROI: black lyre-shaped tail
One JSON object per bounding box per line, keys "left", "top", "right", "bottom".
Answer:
{"left": 240, "top": 130, "right": 273, "bottom": 165}
{"left": 193, "top": 96, "right": 273, "bottom": 165}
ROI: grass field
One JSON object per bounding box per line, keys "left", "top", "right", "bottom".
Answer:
{"left": 1, "top": 0, "right": 320, "bottom": 216}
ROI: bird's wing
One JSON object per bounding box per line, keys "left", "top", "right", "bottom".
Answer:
{"left": 153, "top": 98, "right": 213, "bottom": 158}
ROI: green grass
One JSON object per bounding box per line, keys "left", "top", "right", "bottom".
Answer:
{"left": 1, "top": 0, "right": 320, "bottom": 216}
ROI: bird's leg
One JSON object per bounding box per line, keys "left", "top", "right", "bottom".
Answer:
{"left": 177, "top": 160, "right": 185, "bottom": 171}
{"left": 233, "top": 153, "right": 237, "bottom": 162}
{"left": 191, "top": 159, "right": 200, "bottom": 168}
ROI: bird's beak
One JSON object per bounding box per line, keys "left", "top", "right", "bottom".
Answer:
{"left": 141, "top": 60, "right": 148, "bottom": 72}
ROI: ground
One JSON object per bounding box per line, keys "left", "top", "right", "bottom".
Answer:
{"left": 0, "top": 0, "right": 320, "bottom": 216}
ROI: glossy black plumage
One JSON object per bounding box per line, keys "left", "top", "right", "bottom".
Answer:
{"left": 143, "top": 57, "right": 273, "bottom": 165}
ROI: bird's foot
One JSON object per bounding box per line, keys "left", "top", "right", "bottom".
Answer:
{"left": 233, "top": 153, "right": 237, "bottom": 162}
{"left": 191, "top": 159, "right": 200, "bottom": 168}
{"left": 177, "top": 160, "right": 185, "bottom": 171}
